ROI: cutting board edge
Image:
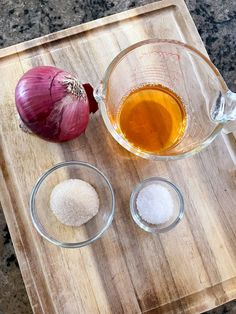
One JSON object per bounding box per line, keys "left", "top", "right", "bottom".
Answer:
{"left": 142, "top": 276, "right": 236, "bottom": 314}
{"left": 0, "top": 0, "right": 191, "bottom": 59}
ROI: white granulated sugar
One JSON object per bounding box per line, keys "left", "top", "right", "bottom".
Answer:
{"left": 136, "top": 184, "right": 174, "bottom": 224}
{"left": 50, "top": 179, "right": 99, "bottom": 227}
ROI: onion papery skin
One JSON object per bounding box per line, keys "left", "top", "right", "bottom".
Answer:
{"left": 15, "top": 66, "right": 97, "bottom": 142}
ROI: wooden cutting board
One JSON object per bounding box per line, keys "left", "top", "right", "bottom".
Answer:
{"left": 0, "top": 0, "right": 236, "bottom": 313}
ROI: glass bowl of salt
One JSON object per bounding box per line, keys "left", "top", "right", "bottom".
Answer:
{"left": 130, "top": 177, "right": 184, "bottom": 233}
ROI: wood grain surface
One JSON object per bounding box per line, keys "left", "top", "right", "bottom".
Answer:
{"left": 0, "top": 0, "right": 236, "bottom": 313}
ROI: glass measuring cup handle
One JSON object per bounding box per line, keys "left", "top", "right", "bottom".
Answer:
{"left": 93, "top": 83, "right": 105, "bottom": 103}
{"left": 211, "top": 90, "right": 236, "bottom": 134}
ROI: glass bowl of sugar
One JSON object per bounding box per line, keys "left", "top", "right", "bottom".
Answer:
{"left": 30, "top": 161, "right": 115, "bottom": 248}
{"left": 130, "top": 177, "right": 184, "bottom": 233}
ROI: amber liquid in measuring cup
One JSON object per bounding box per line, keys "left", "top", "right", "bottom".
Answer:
{"left": 118, "top": 84, "right": 187, "bottom": 153}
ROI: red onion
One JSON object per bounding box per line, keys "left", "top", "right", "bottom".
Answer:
{"left": 15, "top": 66, "right": 98, "bottom": 142}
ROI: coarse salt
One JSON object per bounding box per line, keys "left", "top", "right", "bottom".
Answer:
{"left": 50, "top": 179, "right": 99, "bottom": 227}
{"left": 136, "top": 183, "right": 173, "bottom": 224}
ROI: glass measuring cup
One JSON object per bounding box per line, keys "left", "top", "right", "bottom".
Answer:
{"left": 94, "top": 39, "right": 236, "bottom": 160}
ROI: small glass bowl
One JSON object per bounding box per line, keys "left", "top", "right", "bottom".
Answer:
{"left": 30, "top": 161, "right": 115, "bottom": 248}
{"left": 130, "top": 177, "right": 184, "bottom": 233}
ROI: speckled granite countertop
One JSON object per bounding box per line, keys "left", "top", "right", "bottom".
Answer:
{"left": 0, "top": 1, "right": 235, "bottom": 313}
